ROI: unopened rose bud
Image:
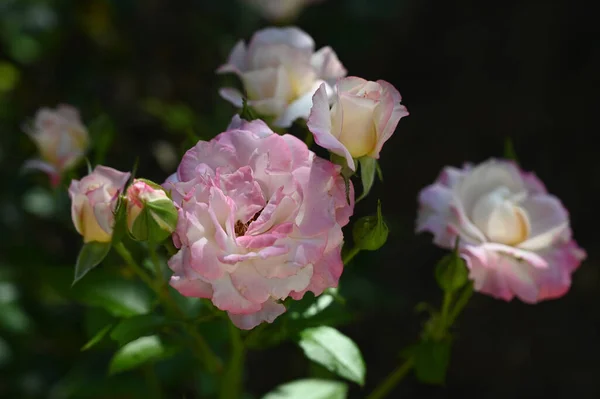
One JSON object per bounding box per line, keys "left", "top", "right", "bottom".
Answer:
{"left": 352, "top": 200, "right": 389, "bottom": 251}
{"left": 126, "top": 179, "right": 177, "bottom": 244}
{"left": 69, "top": 166, "right": 130, "bottom": 243}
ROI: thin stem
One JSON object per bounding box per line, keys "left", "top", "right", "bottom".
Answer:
{"left": 114, "top": 242, "right": 156, "bottom": 288}
{"left": 447, "top": 284, "right": 473, "bottom": 326}
{"left": 220, "top": 320, "right": 245, "bottom": 399}
{"left": 366, "top": 357, "right": 414, "bottom": 399}
{"left": 304, "top": 130, "right": 314, "bottom": 148}
{"left": 343, "top": 246, "right": 361, "bottom": 265}
{"left": 114, "top": 242, "right": 222, "bottom": 373}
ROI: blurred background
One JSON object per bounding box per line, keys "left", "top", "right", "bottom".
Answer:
{"left": 0, "top": 0, "right": 597, "bottom": 398}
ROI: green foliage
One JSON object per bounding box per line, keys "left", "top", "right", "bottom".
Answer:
{"left": 108, "top": 335, "right": 170, "bottom": 375}
{"left": 71, "top": 271, "right": 153, "bottom": 318}
{"left": 73, "top": 241, "right": 111, "bottom": 285}
{"left": 262, "top": 379, "right": 348, "bottom": 399}
{"left": 357, "top": 156, "right": 376, "bottom": 202}
{"left": 298, "top": 326, "right": 366, "bottom": 386}
{"left": 110, "top": 314, "right": 168, "bottom": 346}
{"left": 80, "top": 324, "right": 113, "bottom": 351}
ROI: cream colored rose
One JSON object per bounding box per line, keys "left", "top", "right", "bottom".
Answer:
{"left": 307, "top": 77, "right": 409, "bottom": 171}
{"left": 69, "top": 166, "right": 130, "bottom": 243}
{"left": 217, "top": 27, "right": 346, "bottom": 128}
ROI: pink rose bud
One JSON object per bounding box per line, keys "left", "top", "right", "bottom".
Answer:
{"left": 416, "top": 159, "right": 586, "bottom": 303}
{"left": 164, "top": 116, "right": 354, "bottom": 330}
{"left": 126, "top": 179, "right": 178, "bottom": 243}
{"left": 69, "top": 166, "right": 130, "bottom": 243}
{"left": 23, "top": 105, "right": 89, "bottom": 186}
{"left": 243, "top": 0, "right": 325, "bottom": 22}
{"left": 217, "top": 27, "right": 346, "bottom": 128}
{"left": 308, "top": 77, "right": 409, "bottom": 171}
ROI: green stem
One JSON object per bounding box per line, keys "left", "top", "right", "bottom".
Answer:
{"left": 343, "top": 246, "right": 361, "bottom": 265}
{"left": 447, "top": 284, "right": 474, "bottom": 326}
{"left": 114, "top": 242, "right": 156, "bottom": 289}
{"left": 220, "top": 320, "right": 245, "bottom": 399}
{"left": 114, "top": 242, "right": 222, "bottom": 373}
{"left": 365, "top": 357, "right": 414, "bottom": 399}
{"left": 304, "top": 130, "right": 314, "bottom": 148}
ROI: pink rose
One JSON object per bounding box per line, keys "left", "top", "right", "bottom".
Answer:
{"left": 23, "top": 105, "right": 89, "bottom": 186}
{"left": 243, "top": 0, "right": 325, "bottom": 22}
{"left": 416, "top": 159, "right": 586, "bottom": 303}
{"left": 217, "top": 27, "right": 346, "bottom": 128}
{"left": 308, "top": 77, "right": 409, "bottom": 171}
{"left": 164, "top": 116, "right": 353, "bottom": 329}
{"left": 69, "top": 166, "right": 131, "bottom": 243}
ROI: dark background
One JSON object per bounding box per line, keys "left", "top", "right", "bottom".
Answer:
{"left": 0, "top": 0, "right": 598, "bottom": 398}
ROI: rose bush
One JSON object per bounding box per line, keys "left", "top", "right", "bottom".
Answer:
{"left": 164, "top": 116, "right": 354, "bottom": 329}
{"left": 217, "top": 27, "right": 346, "bottom": 128}
{"left": 416, "top": 159, "right": 586, "bottom": 303}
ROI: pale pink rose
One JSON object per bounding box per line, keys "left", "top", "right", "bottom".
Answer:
{"left": 23, "top": 105, "right": 89, "bottom": 186}
{"left": 69, "top": 166, "right": 130, "bottom": 243}
{"left": 416, "top": 159, "right": 586, "bottom": 303}
{"left": 308, "top": 77, "right": 409, "bottom": 171}
{"left": 243, "top": 0, "right": 325, "bottom": 22}
{"left": 217, "top": 27, "right": 346, "bottom": 128}
{"left": 164, "top": 116, "right": 353, "bottom": 329}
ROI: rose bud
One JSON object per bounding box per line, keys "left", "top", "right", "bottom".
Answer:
{"left": 308, "top": 77, "right": 409, "bottom": 171}
{"left": 126, "top": 179, "right": 178, "bottom": 244}
{"left": 68, "top": 166, "right": 130, "bottom": 243}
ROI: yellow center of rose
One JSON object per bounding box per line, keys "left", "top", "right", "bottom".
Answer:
{"left": 471, "top": 186, "right": 530, "bottom": 246}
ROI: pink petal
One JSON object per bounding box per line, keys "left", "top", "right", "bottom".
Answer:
{"left": 311, "top": 46, "right": 347, "bottom": 82}
{"left": 228, "top": 299, "right": 286, "bottom": 330}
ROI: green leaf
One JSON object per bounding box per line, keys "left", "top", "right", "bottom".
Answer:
{"left": 414, "top": 339, "right": 452, "bottom": 385}
{"left": 73, "top": 241, "right": 111, "bottom": 285}
{"left": 262, "top": 379, "right": 348, "bottom": 399}
{"left": 71, "top": 272, "right": 152, "bottom": 317}
{"left": 298, "top": 326, "right": 366, "bottom": 386}
{"left": 357, "top": 157, "right": 376, "bottom": 202}
{"left": 81, "top": 324, "right": 113, "bottom": 351}
{"left": 110, "top": 314, "right": 168, "bottom": 346}
{"left": 108, "top": 335, "right": 167, "bottom": 375}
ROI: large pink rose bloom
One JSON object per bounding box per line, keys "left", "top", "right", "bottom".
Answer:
{"left": 164, "top": 116, "right": 354, "bottom": 329}
{"left": 416, "top": 159, "right": 586, "bottom": 303}
{"left": 217, "top": 27, "right": 346, "bottom": 128}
